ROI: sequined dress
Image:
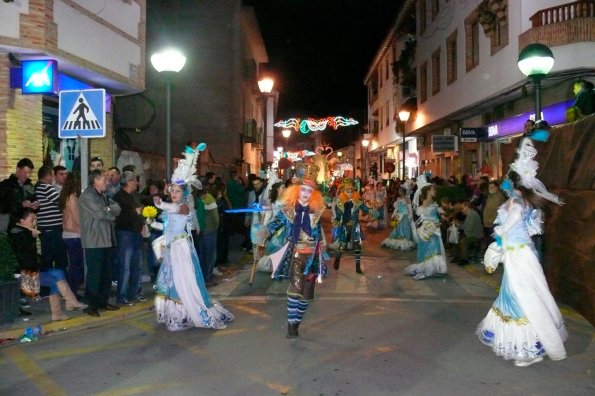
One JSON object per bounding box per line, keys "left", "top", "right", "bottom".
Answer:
{"left": 475, "top": 198, "right": 567, "bottom": 362}
{"left": 404, "top": 203, "right": 447, "bottom": 279}
{"left": 381, "top": 197, "right": 415, "bottom": 251}
{"left": 155, "top": 209, "right": 234, "bottom": 331}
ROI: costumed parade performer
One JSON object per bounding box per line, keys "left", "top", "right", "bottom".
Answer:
{"left": 329, "top": 178, "right": 370, "bottom": 274}
{"left": 151, "top": 145, "right": 234, "bottom": 331}
{"left": 476, "top": 135, "right": 567, "bottom": 367}
{"left": 263, "top": 164, "right": 328, "bottom": 339}
{"left": 381, "top": 187, "right": 415, "bottom": 251}
{"left": 404, "top": 176, "right": 447, "bottom": 280}
{"left": 256, "top": 170, "right": 287, "bottom": 273}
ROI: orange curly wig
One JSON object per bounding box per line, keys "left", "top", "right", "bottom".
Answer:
{"left": 282, "top": 184, "right": 325, "bottom": 212}
{"left": 338, "top": 189, "right": 361, "bottom": 203}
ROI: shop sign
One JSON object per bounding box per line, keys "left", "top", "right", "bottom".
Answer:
{"left": 460, "top": 127, "right": 487, "bottom": 142}
{"left": 432, "top": 135, "right": 458, "bottom": 153}
{"left": 21, "top": 60, "right": 59, "bottom": 94}
{"left": 485, "top": 100, "right": 573, "bottom": 139}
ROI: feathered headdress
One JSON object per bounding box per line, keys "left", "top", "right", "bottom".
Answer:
{"left": 171, "top": 143, "right": 207, "bottom": 189}
{"left": 412, "top": 174, "right": 432, "bottom": 208}
{"left": 509, "top": 138, "right": 563, "bottom": 205}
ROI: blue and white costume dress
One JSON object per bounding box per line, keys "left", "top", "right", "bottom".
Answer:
{"left": 257, "top": 200, "right": 288, "bottom": 272}
{"left": 154, "top": 203, "right": 234, "bottom": 331}
{"left": 404, "top": 203, "right": 447, "bottom": 280}
{"left": 476, "top": 198, "right": 567, "bottom": 363}
{"left": 382, "top": 197, "right": 415, "bottom": 251}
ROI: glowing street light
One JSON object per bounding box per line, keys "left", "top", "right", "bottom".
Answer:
{"left": 151, "top": 48, "right": 187, "bottom": 179}
{"left": 282, "top": 128, "right": 291, "bottom": 150}
{"left": 259, "top": 77, "right": 275, "bottom": 168}
{"left": 518, "top": 43, "right": 554, "bottom": 121}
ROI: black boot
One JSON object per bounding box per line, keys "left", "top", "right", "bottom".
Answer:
{"left": 333, "top": 257, "right": 340, "bottom": 270}
{"left": 355, "top": 262, "right": 363, "bottom": 274}
{"left": 286, "top": 322, "right": 299, "bottom": 339}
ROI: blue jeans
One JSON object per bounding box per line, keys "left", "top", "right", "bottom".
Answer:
{"left": 198, "top": 231, "right": 218, "bottom": 282}
{"left": 63, "top": 237, "right": 84, "bottom": 295}
{"left": 116, "top": 230, "right": 142, "bottom": 303}
{"left": 39, "top": 268, "right": 66, "bottom": 295}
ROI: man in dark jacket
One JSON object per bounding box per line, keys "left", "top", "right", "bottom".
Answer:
{"left": 0, "top": 158, "right": 38, "bottom": 231}
{"left": 79, "top": 169, "right": 121, "bottom": 317}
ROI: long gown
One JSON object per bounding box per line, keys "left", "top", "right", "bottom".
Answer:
{"left": 475, "top": 198, "right": 567, "bottom": 362}
{"left": 381, "top": 197, "right": 415, "bottom": 251}
{"left": 404, "top": 203, "right": 447, "bottom": 279}
{"left": 155, "top": 208, "right": 234, "bottom": 331}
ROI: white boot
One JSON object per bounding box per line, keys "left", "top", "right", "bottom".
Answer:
{"left": 49, "top": 294, "right": 69, "bottom": 321}
{"left": 57, "top": 280, "right": 88, "bottom": 311}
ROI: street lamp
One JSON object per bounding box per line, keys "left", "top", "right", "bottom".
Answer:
{"left": 259, "top": 77, "right": 275, "bottom": 170}
{"left": 398, "top": 110, "right": 411, "bottom": 180}
{"left": 362, "top": 134, "right": 371, "bottom": 180}
{"left": 151, "top": 48, "right": 187, "bottom": 179}
{"left": 518, "top": 43, "right": 554, "bottom": 121}
{"left": 282, "top": 128, "right": 291, "bottom": 150}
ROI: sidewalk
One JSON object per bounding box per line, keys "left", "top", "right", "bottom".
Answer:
{"left": 0, "top": 246, "right": 253, "bottom": 347}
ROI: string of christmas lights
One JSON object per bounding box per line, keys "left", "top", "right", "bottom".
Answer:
{"left": 274, "top": 116, "right": 359, "bottom": 134}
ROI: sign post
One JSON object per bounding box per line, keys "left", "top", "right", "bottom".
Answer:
{"left": 59, "top": 89, "right": 106, "bottom": 188}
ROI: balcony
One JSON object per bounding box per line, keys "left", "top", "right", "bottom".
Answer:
{"left": 243, "top": 119, "right": 262, "bottom": 146}
{"left": 519, "top": 1, "right": 595, "bottom": 48}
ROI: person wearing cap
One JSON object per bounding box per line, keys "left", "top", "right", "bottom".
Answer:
{"left": 89, "top": 157, "right": 103, "bottom": 172}
{"left": 263, "top": 165, "right": 328, "bottom": 339}
{"left": 329, "top": 178, "right": 370, "bottom": 274}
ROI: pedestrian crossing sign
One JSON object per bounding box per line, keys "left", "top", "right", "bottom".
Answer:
{"left": 59, "top": 89, "right": 106, "bottom": 138}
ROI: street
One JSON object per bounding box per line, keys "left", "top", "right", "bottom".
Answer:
{"left": 1, "top": 220, "right": 594, "bottom": 396}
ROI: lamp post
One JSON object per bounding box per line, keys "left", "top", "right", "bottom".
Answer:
{"left": 518, "top": 43, "right": 554, "bottom": 121}
{"left": 362, "top": 133, "right": 370, "bottom": 181}
{"left": 151, "top": 48, "right": 186, "bottom": 179}
{"left": 258, "top": 77, "right": 275, "bottom": 170}
{"left": 282, "top": 128, "right": 291, "bottom": 150}
{"left": 398, "top": 110, "right": 411, "bottom": 180}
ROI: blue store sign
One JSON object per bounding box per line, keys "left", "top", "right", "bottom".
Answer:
{"left": 21, "top": 60, "right": 58, "bottom": 94}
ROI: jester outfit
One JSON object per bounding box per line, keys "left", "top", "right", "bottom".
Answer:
{"left": 267, "top": 202, "right": 327, "bottom": 338}
{"left": 404, "top": 203, "right": 447, "bottom": 280}
{"left": 154, "top": 202, "right": 234, "bottom": 331}
{"left": 330, "top": 198, "right": 369, "bottom": 273}
{"left": 381, "top": 197, "right": 415, "bottom": 251}
{"left": 476, "top": 197, "right": 567, "bottom": 364}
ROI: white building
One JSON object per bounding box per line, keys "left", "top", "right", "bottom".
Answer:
{"left": 365, "top": 0, "right": 595, "bottom": 181}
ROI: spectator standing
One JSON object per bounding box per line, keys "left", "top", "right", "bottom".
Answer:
{"left": 215, "top": 182, "right": 232, "bottom": 266}
{"left": 0, "top": 158, "right": 39, "bottom": 231}
{"left": 112, "top": 171, "right": 145, "bottom": 306}
{"left": 482, "top": 181, "right": 506, "bottom": 246}
{"left": 53, "top": 165, "right": 67, "bottom": 194}
{"left": 141, "top": 179, "right": 165, "bottom": 282}
{"left": 106, "top": 167, "right": 121, "bottom": 198}
{"left": 79, "top": 169, "right": 121, "bottom": 317}
{"left": 58, "top": 172, "right": 85, "bottom": 296}
{"left": 196, "top": 185, "right": 220, "bottom": 283}
{"left": 451, "top": 202, "right": 484, "bottom": 265}
{"left": 89, "top": 157, "right": 103, "bottom": 172}
{"left": 35, "top": 166, "right": 69, "bottom": 273}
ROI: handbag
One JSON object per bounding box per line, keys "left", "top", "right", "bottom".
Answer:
{"left": 20, "top": 270, "right": 40, "bottom": 297}
{"left": 447, "top": 224, "right": 459, "bottom": 244}
{"left": 151, "top": 235, "right": 166, "bottom": 262}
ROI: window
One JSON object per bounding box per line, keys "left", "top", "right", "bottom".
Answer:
{"left": 432, "top": 49, "right": 441, "bottom": 95}
{"left": 386, "top": 100, "right": 390, "bottom": 126}
{"left": 379, "top": 107, "right": 383, "bottom": 131}
{"left": 386, "top": 57, "right": 390, "bottom": 80}
{"left": 446, "top": 30, "right": 457, "bottom": 84}
{"left": 431, "top": 0, "right": 439, "bottom": 21}
{"left": 465, "top": 13, "right": 480, "bottom": 72}
{"left": 420, "top": 62, "right": 428, "bottom": 103}
{"left": 419, "top": 0, "right": 427, "bottom": 35}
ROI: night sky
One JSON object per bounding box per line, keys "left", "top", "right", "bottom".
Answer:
{"left": 244, "top": 0, "right": 405, "bottom": 148}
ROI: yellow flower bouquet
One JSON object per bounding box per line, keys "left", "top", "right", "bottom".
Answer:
{"left": 142, "top": 205, "right": 158, "bottom": 220}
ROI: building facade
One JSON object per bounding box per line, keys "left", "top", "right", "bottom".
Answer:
{"left": 0, "top": 0, "right": 146, "bottom": 180}
{"left": 365, "top": 0, "right": 594, "bottom": 182}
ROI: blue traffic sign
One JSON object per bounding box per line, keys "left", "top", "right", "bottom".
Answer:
{"left": 59, "top": 89, "right": 106, "bottom": 138}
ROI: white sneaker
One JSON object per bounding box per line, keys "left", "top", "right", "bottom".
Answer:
{"left": 212, "top": 268, "right": 224, "bottom": 276}
{"left": 514, "top": 356, "right": 543, "bottom": 367}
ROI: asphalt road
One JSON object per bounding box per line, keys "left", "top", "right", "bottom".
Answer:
{"left": 1, "top": 218, "right": 594, "bottom": 395}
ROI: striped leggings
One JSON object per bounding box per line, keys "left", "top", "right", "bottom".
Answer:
{"left": 287, "top": 297, "right": 309, "bottom": 324}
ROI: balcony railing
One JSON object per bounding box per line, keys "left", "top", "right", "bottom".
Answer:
{"left": 530, "top": 0, "right": 594, "bottom": 27}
